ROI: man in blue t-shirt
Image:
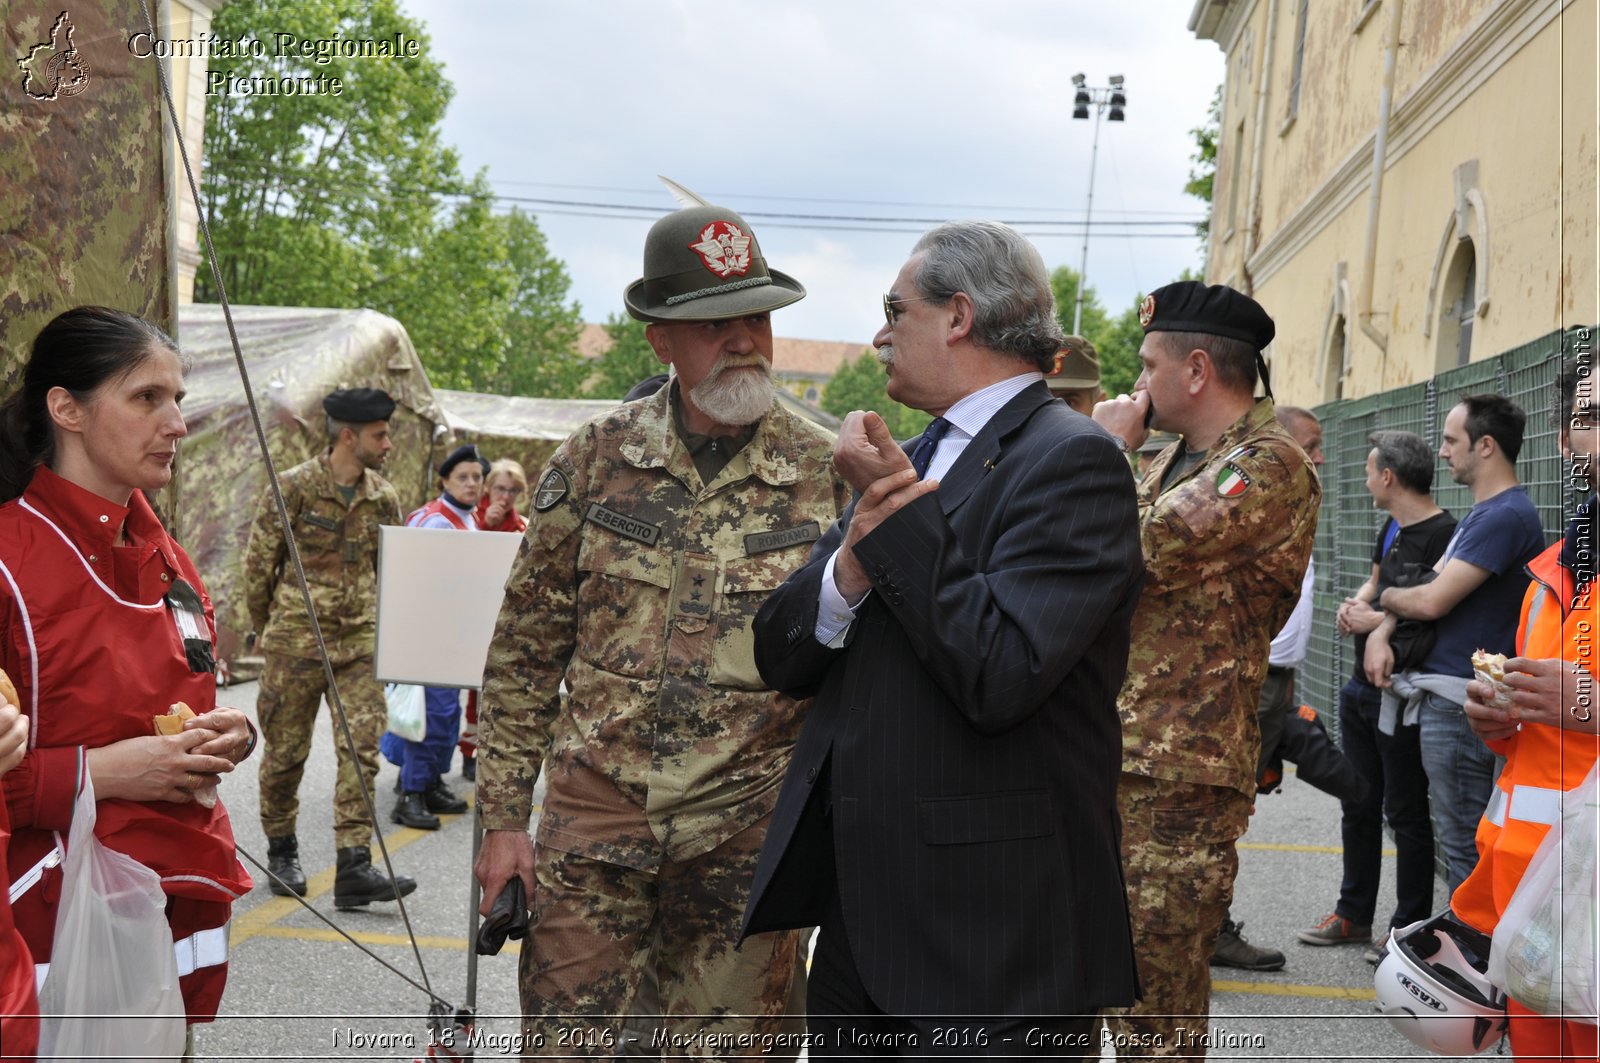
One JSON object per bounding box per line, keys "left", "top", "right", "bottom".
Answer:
{"left": 1366, "top": 394, "right": 1545, "bottom": 894}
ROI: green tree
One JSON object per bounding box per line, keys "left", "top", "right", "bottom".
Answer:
{"left": 1185, "top": 85, "right": 1222, "bottom": 244}
{"left": 821, "top": 351, "right": 930, "bottom": 439}
{"left": 591, "top": 314, "right": 662, "bottom": 398}
{"left": 199, "top": 0, "right": 584, "bottom": 397}
{"left": 1098, "top": 301, "right": 1145, "bottom": 397}
{"left": 382, "top": 181, "right": 515, "bottom": 390}
{"left": 200, "top": 0, "right": 458, "bottom": 308}
{"left": 1051, "top": 265, "right": 1111, "bottom": 340}
{"left": 488, "top": 209, "right": 587, "bottom": 397}
{"left": 1051, "top": 265, "right": 1146, "bottom": 397}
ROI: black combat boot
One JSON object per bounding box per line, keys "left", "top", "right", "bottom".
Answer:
{"left": 423, "top": 779, "right": 468, "bottom": 815}
{"left": 334, "top": 846, "right": 419, "bottom": 910}
{"left": 392, "top": 792, "right": 441, "bottom": 830}
{"left": 265, "top": 835, "right": 307, "bottom": 897}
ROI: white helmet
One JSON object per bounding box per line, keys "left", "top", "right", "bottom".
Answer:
{"left": 1374, "top": 911, "right": 1508, "bottom": 1056}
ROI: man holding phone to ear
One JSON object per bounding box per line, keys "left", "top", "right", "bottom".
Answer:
{"left": 1093, "top": 282, "right": 1320, "bottom": 1056}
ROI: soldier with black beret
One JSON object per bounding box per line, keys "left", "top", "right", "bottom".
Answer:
{"left": 244, "top": 387, "right": 419, "bottom": 908}
{"left": 473, "top": 204, "right": 849, "bottom": 1050}
{"left": 1093, "top": 281, "right": 1321, "bottom": 1053}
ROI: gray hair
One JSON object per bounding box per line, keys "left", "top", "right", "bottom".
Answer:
{"left": 910, "top": 221, "right": 1064, "bottom": 370}
{"left": 326, "top": 415, "right": 357, "bottom": 442}
{"left": 1368, "top": 429, "right": 1435, "bottom": 494}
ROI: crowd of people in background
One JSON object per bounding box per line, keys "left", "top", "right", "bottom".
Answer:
{"left": 0, "top": 205, "right": 1592, "bottom": 1063}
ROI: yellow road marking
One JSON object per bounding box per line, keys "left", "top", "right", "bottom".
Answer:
{"left": 250, "top": 925, "right": 514, "bottom": 953}
{"left": 1239, "top": 842, "right": 1396, "bottom": 856}
{"left": 1213, "top": 978, "right": 1376, "bottom": 1001}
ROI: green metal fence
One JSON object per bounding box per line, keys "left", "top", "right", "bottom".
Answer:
{"left": 1300, "top": 325, "right": 1594, "bottom": 735}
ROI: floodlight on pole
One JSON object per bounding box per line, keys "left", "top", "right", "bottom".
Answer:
{"left": 1070, "top": 76, "right": 1127, "bottom": 335}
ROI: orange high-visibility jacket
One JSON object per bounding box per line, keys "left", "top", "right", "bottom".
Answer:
{"left": 1453, "top": 540, "right": 1600, "bottom": 933}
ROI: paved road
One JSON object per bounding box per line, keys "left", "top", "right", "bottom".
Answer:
{"left": 186, "top": 682, "right": 1455, "bottom": 1061}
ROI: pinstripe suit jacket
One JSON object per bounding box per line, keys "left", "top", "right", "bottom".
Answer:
{"left": 740, "top": 382, "right": 1145, "bottom": 1017}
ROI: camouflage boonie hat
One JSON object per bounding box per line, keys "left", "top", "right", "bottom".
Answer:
{"left": 624, "top": 205, "right": 805, "bottom": 323}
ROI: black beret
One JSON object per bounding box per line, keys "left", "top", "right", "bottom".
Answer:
{"left": 1139, "top": 281, "right": 1275, "bottom": 351}
{"left": 322, "top": 387, "right": 396, "bottom": 423}
{"left": 438, "top": 443, "right": 489, "bottom": 479}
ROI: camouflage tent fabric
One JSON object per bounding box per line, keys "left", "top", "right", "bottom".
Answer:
{"left": 436, "top": 390, "right": 619, "bottom": 487}
{"left": 164, "top": 304, "right": 448, "bottom": 665}
{"left": 1, "top": 2, "right": 171, "bottom": 371}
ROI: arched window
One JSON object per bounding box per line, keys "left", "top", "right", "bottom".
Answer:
{"left": 1425, "top": 162, "right": 1488, "bottom": 371}
{"left": 1436, "top": 239, "right": 1477, "bottom": 370}
{"left": 1323, "top": 315, "right": 1348, "bottom": 402}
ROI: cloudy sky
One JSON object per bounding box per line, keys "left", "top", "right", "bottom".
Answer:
{"left": 400, "top": 1, "right": 1226, "bottom": 346}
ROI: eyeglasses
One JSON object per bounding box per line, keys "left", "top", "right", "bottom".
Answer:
{"left": 882, "top": 292, "right": 943, "bottom": 328}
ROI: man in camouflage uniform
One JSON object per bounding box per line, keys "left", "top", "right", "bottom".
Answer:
{"left": 244, "top": 388, "right": 419, "bottom": 910}
{"left": 1094, "top": 282, "right": 1320, "bottom": 1056}
{"left": 473, "top": 204, "right": 849, "bottom": 1055}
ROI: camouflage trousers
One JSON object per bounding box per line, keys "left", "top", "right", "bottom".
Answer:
{"left": 517, "top": 819, "right": 804, "bottom": 1059}
{"left": 257, "top": 654, "right": 386, "bottom": 850}
{"left": 1105, "top": 773, "right": 1251, "bottom": 1059}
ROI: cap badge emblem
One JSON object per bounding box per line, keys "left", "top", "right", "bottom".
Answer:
{"left": 1139, "top": 293, "right": 1156, "bottom": 328}
{"left": 687, "top": 221, "right": 753, "bottom": 279}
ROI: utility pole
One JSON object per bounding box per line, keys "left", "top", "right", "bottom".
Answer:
{"left": 1070, "top": 74, "right": 1126, "bottom": 336}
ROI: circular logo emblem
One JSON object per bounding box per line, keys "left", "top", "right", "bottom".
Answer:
{"left": 1139, "top": 294, "right": 1157, "bottom": 328}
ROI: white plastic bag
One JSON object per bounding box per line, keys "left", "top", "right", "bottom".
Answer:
{"left": 1488, "top": 761, "right": 1599, "bottom": 1018}
{"left": 386, "top": 682, "right": 427, "bottom": 742}
{"left": 37, "top": 773, "right": 187, "bottom": 1060}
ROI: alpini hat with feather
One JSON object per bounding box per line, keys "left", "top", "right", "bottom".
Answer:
{"left": 624, "top": 205, "right": 806, "bottom": 323}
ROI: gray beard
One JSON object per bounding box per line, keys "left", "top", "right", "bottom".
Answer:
{"left": 691, "top": 361, "right": 776, "bottom": 426}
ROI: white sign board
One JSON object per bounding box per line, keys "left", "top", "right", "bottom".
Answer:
{"left": 375, "top": 525, "right": 523, "bottom": 689}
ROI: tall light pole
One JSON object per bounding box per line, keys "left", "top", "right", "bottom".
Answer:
{"left": 1070, "top": 74, "right": 1126, "bottom": 336}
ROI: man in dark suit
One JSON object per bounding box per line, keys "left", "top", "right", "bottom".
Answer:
{"left": 740, "top": 221, "right": 1146, "bottom": 1056}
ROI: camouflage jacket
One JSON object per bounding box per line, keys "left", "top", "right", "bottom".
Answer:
{"left": 477, "top": 387, "right": 850, "bottom": 868}
{"left": 243, "top": 453, "right": 401, "bottom": 665}
{"left": 1119, "top": 398, "right": 1320, "bottom": 796}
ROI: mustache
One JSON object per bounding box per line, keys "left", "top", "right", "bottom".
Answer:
{"left": 708, "top": 356, "right": 772, "bottom": 379}
{"left": 875, "top": 345, "right": 894, "bottom": 366}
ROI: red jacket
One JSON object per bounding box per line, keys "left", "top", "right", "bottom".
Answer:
{"left": 0, "top": 795, "right": 37, "bottom": 1061}
{"left": 473, "top": 495, "right": 527, "bottom": 534}
{"left": 0, "top": 468, "right": 250, "bottom": 1022}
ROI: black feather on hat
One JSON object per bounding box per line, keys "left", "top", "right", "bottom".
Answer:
{"left": 438, "top": 444, "right": 489, "bottom": 479}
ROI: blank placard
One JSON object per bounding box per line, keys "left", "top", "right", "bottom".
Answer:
{"left": 375, "top": 525, "right": 523, "bottom": 689}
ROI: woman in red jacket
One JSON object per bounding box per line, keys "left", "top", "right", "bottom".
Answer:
{"left": 475, "top": 458, "right": 529, "bottom": 535}
{"left": 0, "top": 307, "right": 255, "bottom": 1051}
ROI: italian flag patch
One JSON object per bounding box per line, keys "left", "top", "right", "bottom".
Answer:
{"left": 1216, "top": 463, "right": 1252, "bottom": 497}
